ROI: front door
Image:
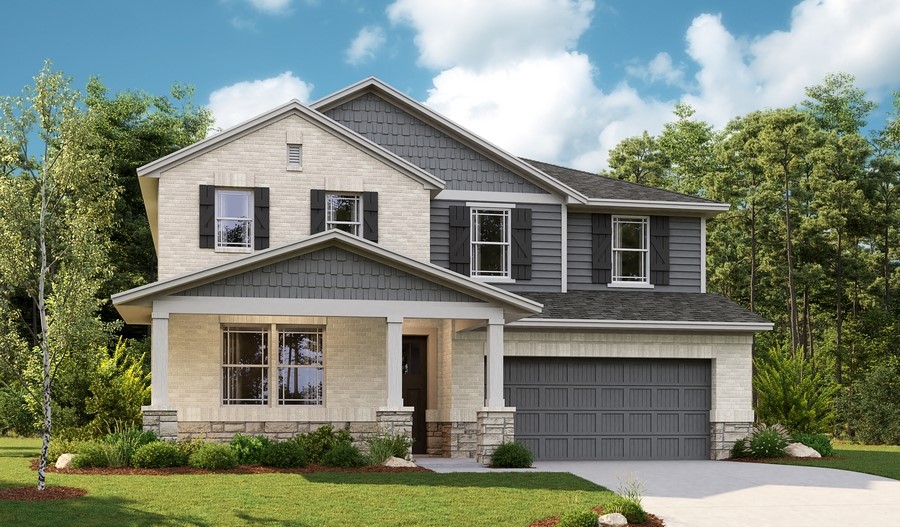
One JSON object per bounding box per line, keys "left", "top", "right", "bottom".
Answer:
{"left": 402, "top": 336, "right": 428, "bottom": 454}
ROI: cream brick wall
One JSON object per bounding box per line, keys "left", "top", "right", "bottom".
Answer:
{"left": 448, "top": 331, "right": 488, "bottom": 422}
{"left": 502, "top": 330, "right": 754, "bottom": 422}
{"left": 166, "top": 314, "right": 386, "bottom": 422}
{"left": 156, "top": 114, "right": 432, "bottom": 279}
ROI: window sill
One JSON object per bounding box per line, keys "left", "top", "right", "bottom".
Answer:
{"left": 215, "top": 246, "right": 254, "bottom": 254}
{"left": 471, "top": 276, "right": 516, "bottom": 284}
{"left": 286, "top": 165, "right": 303, "bottom": 172}
{"left": 608, "top": 282, "right": 654, "bottom": 289}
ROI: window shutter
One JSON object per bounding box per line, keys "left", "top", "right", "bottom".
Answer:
{"left": 591, "top": 213, "right": 612, "bottom": 283}
{"left": 199, "top": 185, "right": 216, "bottom": 248}
{"left": 511, "top": 207, "right": 533, "bottom": 280}
{"left": 363, "top": 191, "right": 378, "bottom": 242}
{"left": 650, "top": 216, "right": 670, "bottom": 285}
{"left": 310, "top": 189, "right": 326, "bottom": 234}
{"left": 448, "top": 205, "right": 471, "bottom": 276}
{"left": 253, "top": 187, "right": 269, "bottom": 250}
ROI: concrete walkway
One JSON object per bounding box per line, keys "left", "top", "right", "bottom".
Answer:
{"left": 417, "top": 457, "right": 900, "bottom": 527}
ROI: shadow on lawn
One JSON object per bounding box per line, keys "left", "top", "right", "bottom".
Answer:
{"left": 234, "top": 511, "right": 318, "bottom": 526}
{"left": 300, "top": 471, "right": 605, "bottom": 491}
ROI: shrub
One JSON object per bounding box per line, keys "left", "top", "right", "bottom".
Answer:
{"left": 323, "top": 442, "right": 368, "bottom": 468}
{"left": 837, "top": 359, "right": 900, "bottom": 444}
{"left": 85, "top": 339, "right": 151, "bottom": 434}
{"left": 229, "top": 433, "right": 272, "bottom": 465}
{"left": 366, "top": 433, "right": 411, "bottom": 465}
{"left": 0, "top": 384, "right": 37, "bottom": 436}
{"left": 188, "top": 442, "right": 238, "bottom": 470}
{"left": 294, "top": 425, "right": 351, "bottom": 463}
{"left": 748, "top": 423, "right": 789, "bottom": 458}
{"left": 605, "top": 496, "right": 648, "bottom": 524}
{"left": 730, "top": 437, "right": 749, "bottom": 458}
{"left": 48, "top": 438, "right": 85, "bottom": 463}
{"left": 175, "top": 438, "right": 205, "bottom": 462}
{"left": 754, "top": 346, "right": 837, "bottom": 434}
{"left": 132, "top": 441, "right": 185, "bottom": 468}
{"left": 103, "top": 426, "right": 157, "bottom": 467}
{"left": 791, "top": 432, "right": 834, "bottom": 457}
{"left": 71, "top": 441, "right": 118, "bottom": 468}
{"left": 489, "top": 441, "right": 533, "bottom": 468}
{"left": 260, "top": 441, "right": 308, "bottom": 468}
{"left": 557, "top": 509, "right": 597, "bottom": 527}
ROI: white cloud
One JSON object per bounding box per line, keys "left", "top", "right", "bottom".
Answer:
{"left": 626, "top": 52, "right": 687, "bottom": 88}
{"left": 387, "top": 0, "right": 594, "bottom": 69}
{"left": 208, "top": 72, "right": 314, "bottom": 132}
{"left": 345, "top": 26, "right": 386, "bottom": 65}
{"left": 246, "top": 0, "right": 292, "bottom": 14}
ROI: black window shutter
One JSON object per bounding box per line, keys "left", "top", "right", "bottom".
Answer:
{"left": 310, "top": 189, "right": 326, "bottom": 234}
{"left": 254, "top": 187, "right": 269, "bottom": 250}
{"left": 511, "top": 208, "right": 533, "bottom": 280}
{"left": 199, "top": 185, "right": 216, "bottom": 248}
{"left": 448, "top": 205, "right": 471, "bottom": 276}
{"left": 650, "top": 216, "right": 670, "bottom": 285}
{"left": 363, "top": 191, "right": 378, "bottom": 242}
{"left": 591, "top": 214, "right": 612, "bottom": 283}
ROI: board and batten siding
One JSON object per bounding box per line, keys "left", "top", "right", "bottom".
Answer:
{"left": 324, "top": 92, "right": 548, "bottom": 194}
{"left": 431, "top": 200, "right": 562, "bottom": 292}
{"left": 567, "top": 213, "right": 702, "bottom": 292}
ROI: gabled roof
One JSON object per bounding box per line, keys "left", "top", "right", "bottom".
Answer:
{"left": 511, "top": 290, "right": 772, "bottom": 332}
{"left": 522, "top": 159, "right": 730, "bottom": 216}
{"left": 311, "top": 77, "right": 588, "bottom": 203}
{"left": 113, "top": 230, "right": 542, "bottom": 324}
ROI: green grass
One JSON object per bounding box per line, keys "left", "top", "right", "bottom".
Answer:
{"left": 773, "top": 442, "right": 900, "bottom": 480}
{"left": 0, "top": 437, "right": 614, "bottom": 527}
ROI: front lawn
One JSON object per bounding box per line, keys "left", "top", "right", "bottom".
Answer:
{"left": 773, "top": 442, "right": 900, "bottom": 480}
{"left": 0, "top": 437, "right": 615, "bottom": 527}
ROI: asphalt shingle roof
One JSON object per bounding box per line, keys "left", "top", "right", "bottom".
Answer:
{"left": 522, "top": 158, "right": 720, "bottom": 204}
{"left": 523, "top": 290, "right": 769, "bottom": 324}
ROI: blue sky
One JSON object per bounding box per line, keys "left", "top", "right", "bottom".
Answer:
{"left": 4, "top": 0, "right": 900, "bottom": 169}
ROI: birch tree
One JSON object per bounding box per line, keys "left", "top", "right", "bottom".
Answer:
{"left": 0, "top": 62, "right": 117, "bottom": 490}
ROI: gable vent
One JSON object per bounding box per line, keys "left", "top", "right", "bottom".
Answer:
{"left": 287, "top": 144, "right": 302, "bottom": 167}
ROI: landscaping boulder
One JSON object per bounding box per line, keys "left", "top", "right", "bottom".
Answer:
{"left": 55, "top": 453, "right": 75, "bottom": 469}
{"left": 598, "top": 512, "right": 628, "bottom": 527}
{"left": 383, "top": 456, "right": 417, "bottom": 468}
{"left": 785, "top": 442, "right": 821, "bottom": 458}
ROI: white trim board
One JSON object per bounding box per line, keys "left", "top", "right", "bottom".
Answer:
{"left": 507, "top": 318, "right": 774, "bottom": 332}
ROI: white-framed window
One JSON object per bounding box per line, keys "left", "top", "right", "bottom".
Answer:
{"left": 612, "top": 216, "right": 649, "bottom": 284}
{"left": 222, "top": 325, "right": 325, "bottom": 406}
{"left": 277, "top": 328, "right": 324, "bottom": 405}
{"left": 287, "top": 143, "right": 302, "bottom": 169}
{"left": 216, "top": 189, "right": 253, "bottom": 248}
{"left": 326, "top": 194, "right": 362, "bottom": 236}
{"left": 222, "top": 326, "right": 269, "bottom": 405}
{"left": 471, "top": 208, "right": 510, "bottom": 278}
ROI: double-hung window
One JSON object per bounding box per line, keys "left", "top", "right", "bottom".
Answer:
{"left": 222, "top": 326, "right": 269, "bottom": 405}
{"left": 471, "top": 208, "right": 510, "bottom": 278}
{"left": 325, "top": 194, "right": 362, "bottom": 236}
{"left": 277, "top": 328, "right": 324, "bottom": 405}
{"left": 216, "top": 189, "right": 253, "bottom": 248}
{"left": 612, "top": 216, "right": 649, "bottom": 284}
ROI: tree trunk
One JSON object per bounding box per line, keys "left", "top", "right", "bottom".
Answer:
{"left": 750, "top": 203, "right": 757, "bottom": 313}
{"left": 835, "top": 231, "right": 844, "bottom": 385}
{"left": 36, "top": 171, "right": 51, "bottom": 491}
{"left": 784, "top": 169, "right": 800, "bottom": 355}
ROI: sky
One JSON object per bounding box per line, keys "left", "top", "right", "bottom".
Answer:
{"left": 4, "top": 0, "right": 900, "bottom": 171}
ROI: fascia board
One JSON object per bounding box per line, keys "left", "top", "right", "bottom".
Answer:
{"left": 507, "top": 318, "right": 774, "bottom": 332}
{"left": 311, "top": 78, "right": 588, "bottom": 203}
{"left": 580, "top": 199, "right": 731, "bottom": 216}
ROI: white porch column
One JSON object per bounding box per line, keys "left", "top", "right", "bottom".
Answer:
{"left": 385, "top": 316, "right": 404, "bottom": 407}
{"left": 150, "top": 312, "right": 170, "bottom": 408}
{"left": 485, "top": 320, "right": 505, "bottom": 408}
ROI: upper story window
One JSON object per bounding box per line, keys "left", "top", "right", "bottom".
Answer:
{"left": 612, "top": 216, "right": 649, "bottom": 284}
{"left": 470, "top": 208, "right": 510, "bottom": 278}
{"left": 326, "top": 194, "right": 362, "bottom": 236}
{"left": 216, "top": 189, "right": 253, "bottom": 249}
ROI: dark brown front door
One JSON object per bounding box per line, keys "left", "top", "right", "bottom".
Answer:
{"left": 402, "top": 336, "right": 427, "bottom": 454}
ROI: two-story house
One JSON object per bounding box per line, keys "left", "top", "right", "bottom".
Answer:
{"left": 112, "top": 78, "right": 770, "bottom": 463}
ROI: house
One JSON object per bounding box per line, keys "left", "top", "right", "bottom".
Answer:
{"left": 112, "top": 78, "right": 771, "bottom": 463}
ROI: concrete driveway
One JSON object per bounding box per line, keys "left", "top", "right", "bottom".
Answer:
{"left": 534, "top": 460, "right": 900, "bottom": 527}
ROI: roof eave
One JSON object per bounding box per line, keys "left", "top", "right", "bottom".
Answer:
{"left": 507, "top": 318, "right": 773, "bottom": 332}
{"left": 581, "top": 198, "right": 731, "bottom": 216}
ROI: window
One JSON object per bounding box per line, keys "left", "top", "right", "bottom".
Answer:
{"left": 287, "top": 143, "right": 302, "bottom": 169}
{"left": 326, "top": 194, "right": 362, "bottom": 236}
{"left": 612, "top": 216, "right": 649, "bottom": 283}
{"left": 222, "top": 326, "right": 269, "bottom": 405}
{"left": 277, "top": 328, "right": 323, "bottom": 405}
{"left": 471, "top": 208, "right": 510, "bottom": 278}
{"left": 222, "top": 325, "right": 325, "bottom": 406}
{"left": 216, "top": 189, "right": 253, "bottom": 248}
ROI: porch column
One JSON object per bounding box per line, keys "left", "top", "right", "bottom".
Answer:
{"left": 385, "top": 316, "right": 404, "bottom": 407}
{"left": 485, "top": 320, "right": 505, "bottom": 408}
{"left": 150, "top": 312, "right": 170, "bottom": 408}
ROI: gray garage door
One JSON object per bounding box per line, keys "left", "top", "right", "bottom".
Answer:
{"left": 504, "top": 358, "right": 710, "bottom": 460}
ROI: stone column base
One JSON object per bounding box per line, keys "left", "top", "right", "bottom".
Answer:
{"left": 142, "top": 408, "right": 178, "bottom": 441}
{"left": 710, "top": 421, "right": 752, "bottom": 460}
{"left": 376, "top": 408, "right": 414, "bottom": 450}
{"left": 476, "top": 409, "right": 515, "bottom": 465}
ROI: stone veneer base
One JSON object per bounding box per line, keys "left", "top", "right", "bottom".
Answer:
{"left": 710, "top": 421, "right": 753, "bottom": 460}
{"left": 476, "top": 410, "right": 515, "bottom": 465}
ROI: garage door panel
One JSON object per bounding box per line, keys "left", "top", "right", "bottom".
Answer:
{"left": 506, "top": 358, "right": 710, "bottom": 460}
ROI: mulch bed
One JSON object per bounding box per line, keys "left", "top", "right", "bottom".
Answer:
{"left": 30, "top": 458, "right": 431, "bottom": 476}
{"left": 529, "top": 506, "right": 664, "bottom": 527}
{"left": 0, "top": 485, "right": 87, "bottom": 501}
